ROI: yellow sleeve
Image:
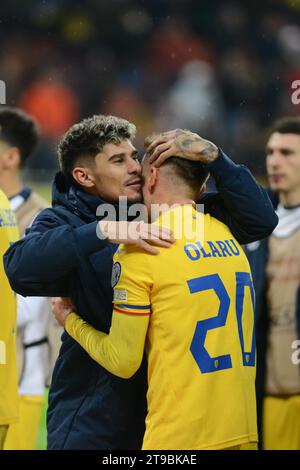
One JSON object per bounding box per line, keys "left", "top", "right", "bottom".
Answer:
{"left": 65, "top": 246, "right": 153, "bottom": 379}
{"left": 66, "top": 310, "right": 149, "bottom": 379}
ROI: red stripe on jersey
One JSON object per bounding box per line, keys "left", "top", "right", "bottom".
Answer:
{"left": 114, "top": 307, "right": 151, "bottom": 316}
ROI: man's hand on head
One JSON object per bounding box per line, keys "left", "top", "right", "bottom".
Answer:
{"left": 52, "top": 297, "right": 74, "bottom": 328}
{"left": 146, "top": 129, "right": 219, "bottom": 167}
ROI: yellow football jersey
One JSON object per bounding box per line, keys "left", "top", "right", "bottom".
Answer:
{"left": 113, "top": 205, "right": 258, "bottom": 450}
{"left": 0, "top": 190, "right": 19, "bottom": 425}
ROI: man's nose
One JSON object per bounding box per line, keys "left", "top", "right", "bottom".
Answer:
{"left": 268, "top": 152, "right": 282, "bottom": 168}
{"left": 128, "top": 159, "right": 141, "bottom": 174}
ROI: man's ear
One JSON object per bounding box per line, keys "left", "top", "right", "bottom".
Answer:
{"left": 147, "top": 166, "right": 159, "bottom": 193}
{"left": 72, "top": 166, "right": 95, "bottom": 189}
{"left": 3, "top": 147, "right": 21, "bottom": 170}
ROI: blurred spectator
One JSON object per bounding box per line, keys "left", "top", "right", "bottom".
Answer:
{"left": 155, "top": 60, "right": 224, "bottom": 138}
{"left": 0, "top": 0, "right": 299, "bottom": 181}
{"left": 19, "top": 75, "right": 79, "bottom": 138}
{"left": 146, "top": 19, "right": 213, "bottom": 83}
{"left": 102, "top": 85, "right": 154, "bottom": 148}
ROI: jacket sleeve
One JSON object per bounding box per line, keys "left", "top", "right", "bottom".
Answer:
{"left": 199, "top": 150, "right": 278, "bottom": 244}
{"left": 4, "top": 208, "right": 107, "bottom": 297}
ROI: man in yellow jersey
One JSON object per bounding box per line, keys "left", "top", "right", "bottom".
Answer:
{"left": 52, "top": 132, "right": 259, "bottom": 450}
{"left": 0, "top": 190, "right": 19, "bottom": 449}
{"left": 0, "top": 107, "right": 61, "bottom": 450}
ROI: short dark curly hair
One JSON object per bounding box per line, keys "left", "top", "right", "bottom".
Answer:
{"left": 58, "top": 115, "right": 136, "bottom": 177}
{"left": 270, "top": 116, "right": 300, "bottom": 136}
{"left": 0, "top": 107, "right": 39, "bottom": 167}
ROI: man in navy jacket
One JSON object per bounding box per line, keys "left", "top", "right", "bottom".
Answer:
{"left": 4, "top": 116, "right": 278, "bottom": 450}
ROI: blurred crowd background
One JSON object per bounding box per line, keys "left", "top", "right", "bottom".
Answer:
{"left": 1, "top": 0, "right": 300, "bottom": 187}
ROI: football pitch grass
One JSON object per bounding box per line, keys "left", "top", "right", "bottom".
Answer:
{"left": 37, "top": 390, "right": 48, "bottom": 450}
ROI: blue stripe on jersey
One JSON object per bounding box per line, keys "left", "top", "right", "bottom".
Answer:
{"left": 116, "top": 304, "right": 151, "bottom": 310}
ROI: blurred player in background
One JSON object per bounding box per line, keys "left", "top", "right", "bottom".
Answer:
{"left": 4, "top": 116, "right": 277, "bottom": 450}
{"left": 0, "top": 190, "right": 19, "bottom": 449}
{"left": 52, "top": 133, "right": 259, "bottom": 450}
{"left": 0, "top": 107, "right": 60, "bottom": 450}
{"left": 246, "top": 117, "right": 300, "bottom": 450}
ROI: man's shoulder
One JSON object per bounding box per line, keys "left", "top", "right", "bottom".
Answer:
{"left": 113, "top": 244, "right": 154, "bottom": 273}
{"left": 27, "top": 202, "right": 77, "bottom": 231}
{"left": 0, "top": 189, "right": 11, "bottom": 209}
{"left": 16, "top": 191, "right": 49, "bottom": 231}
{"left": 115, "top": 244, "right": 150, "bottom": 261}
{"left": 28, "top": 190, "right": 50, "bottom": 211}
{"left": 203, "top": 211, "right": 237, "bottom": 239}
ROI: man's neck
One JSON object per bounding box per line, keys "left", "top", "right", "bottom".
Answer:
{"left": 279, "top": 188, "right": 300, "bottom": 208}
{"left": 0, "top": 171, "right": 22, "bottom": 199}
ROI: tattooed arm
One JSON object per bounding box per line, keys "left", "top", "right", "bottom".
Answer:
{"left": 146, "top": 129, "right": 219, "bottom": 166}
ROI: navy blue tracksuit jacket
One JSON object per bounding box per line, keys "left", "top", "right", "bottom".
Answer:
{"left": 4, "top": 151, "right": 278, "bottom": 449}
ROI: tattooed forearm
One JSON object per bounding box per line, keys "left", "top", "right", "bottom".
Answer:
{"left": 196, "top": 141, "right": 218, "bottom": 159}
{"left": 174, "top": 138, "right": 194, "bottom": 157}
{"left": 174, "top": 131, "right": 218, "bottom": 162}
